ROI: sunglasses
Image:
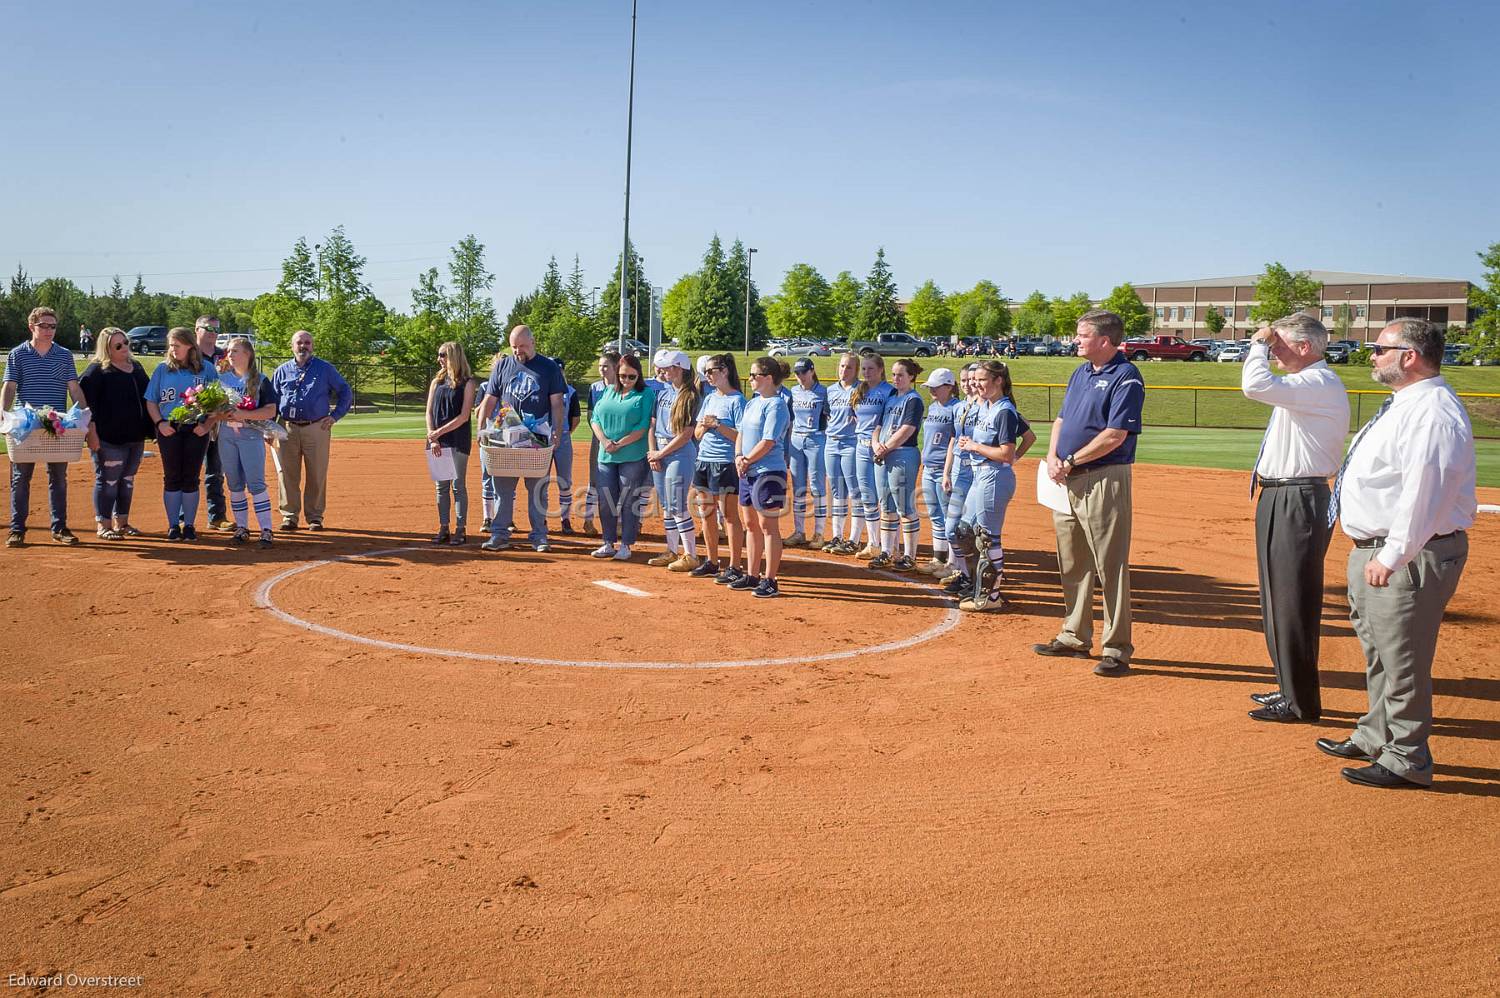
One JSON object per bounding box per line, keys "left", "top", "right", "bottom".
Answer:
{"left": 704, "top": 367, "right": 725, "bottom": 375}
{"left": 35, "top": 322, "right": 57, "bottom": 330}
{"left": 619, "top": 373, "right": 640, "bottom": 381}
{"left": 1370, "top": 344, "right": 1413, "bottom": 356}
{"left": 110, "top": 341, "right": 128, "bottom": 350}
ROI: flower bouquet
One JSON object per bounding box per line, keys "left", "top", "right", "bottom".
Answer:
{"left": 168, "top": 382, "right": 286, "bottom": 440}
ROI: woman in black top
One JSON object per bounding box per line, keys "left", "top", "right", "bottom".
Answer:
{"left": 425, "top": 340, "right": 476, "bottom": 545}
{"left": 80, "top": 327, "right": 153, "bottom": 539}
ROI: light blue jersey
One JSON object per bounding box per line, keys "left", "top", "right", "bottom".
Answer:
{"left": 921, "top": 395, "right": 962, "bottom": 469}
{"left": 789, "top": 382, "right": 828, "bottom": 435}
{"left": 652, "top": 382, "right": 698, "bottom": 461}
{"left": 740, "top": 394, "right": 790, "bottom": 474}
{"left": 696, "top": 390, "right": 746, "bottom": 464}
{"left": 852, "top": 381, "right": 894, "bottom": 440}
{"left": 145, "top": 362, "right": 219, "bottom": 422}
{"left": 825, "top": 380, "right": 857, "bottom": 439}
{"left": 967, "top": 397, "right": 1022, "bottom": 473}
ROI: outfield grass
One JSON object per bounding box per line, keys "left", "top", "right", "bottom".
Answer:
{"left": 333, "top": 411, "right": 1500, "bottom": 487}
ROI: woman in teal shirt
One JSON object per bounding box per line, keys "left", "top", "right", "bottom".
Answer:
{"left": 589, "top": 353, "right": 655, "bottom": 560}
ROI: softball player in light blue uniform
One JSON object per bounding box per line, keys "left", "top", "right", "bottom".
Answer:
{"left": 645, "top": 351, "right": 701, "bottom": 571}
{"left": 917, "top": 367, "right": 962, "bottom": 575}
{"left": 850, "top": 353, "right": 894, "bottom": 560}
{"left": 821, "top": 353, "right": 861, "bottom": 554}
{"left": 949, "top": 360, "right": 1030, "bottom": 612}
{"left": 785, "top": 358, "right": 828, "bottom": 548}
{"left": 940, "top": 365, "right": 981, "bottom": 579}
{"left": 869, "top": 358, "right": 925, "bottom": 572}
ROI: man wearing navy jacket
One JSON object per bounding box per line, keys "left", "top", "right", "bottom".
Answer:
{"left": 1034, "top": 309, "right": 1145, "bottom": 677}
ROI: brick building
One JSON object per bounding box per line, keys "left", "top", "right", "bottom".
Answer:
{"left": 1132, "top": 271, "right": 1476, "bottom": 340}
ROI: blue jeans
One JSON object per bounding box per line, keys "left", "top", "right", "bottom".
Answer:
{"left": 10, "top": 461, "right": 68, "bottom": 532}
{"left": 435, "top": 447, "right": 470, "bottom": 529}
{"left": 552, "top": 435, "right": 573, "bottom": 522}
{"left": 596, "top": 459, "right": 650, "bottom": 547}
{"left": 92, "top": 441, "right": 145, "bottom": 522}
{"left": 920, "top": 464, "right": 948, "bottom": 545}
{"left": 490, "top": 473, "right": 551, "bottom": 545}
{"left": 875, "top": 448, "right": 920, "bottom": 520}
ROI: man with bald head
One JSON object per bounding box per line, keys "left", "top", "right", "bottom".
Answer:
{"left": 478, "top": 325, "right": 567, "bottom": 552}
{"left": 270, "top": 329, "right": 353, "bottom": 531}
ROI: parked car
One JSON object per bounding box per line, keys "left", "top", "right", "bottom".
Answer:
{"left": 600, "top": 336, "right": 650, "bottom": 356}
{"left": 1216, "top": 341, "right": 1249, "bottom": 363}
{"left": 1443, "top": 343, "right": 1467, "bottom": 365}
{"left": 1123, "top": 336, "right": 1209, "bottom": 362}
{"left": 850, "top": 332, "right": 937, "bottom": 357}
{"left": 125, "top": 325, "right": 168, "bottom": 353}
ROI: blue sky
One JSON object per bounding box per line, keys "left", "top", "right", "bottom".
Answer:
{"left": 4, "top": 0, "right": 1497, "bottom": 311}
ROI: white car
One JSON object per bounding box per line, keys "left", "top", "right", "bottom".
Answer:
{"left": 1216, "top": 342, "right": 1249, "bottom": 362}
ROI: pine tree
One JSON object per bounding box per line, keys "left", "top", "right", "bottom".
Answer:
{"left": 682, "top": 236, "right": 737, "bottom": 351}
{"left": 448, "top": 234, "right": 500, "bottom": 358}
{"left": 531, "top": 256, "right": 566, "bottom": 327}
{"left": 564, "top": 255, "right": 589, "bottom": 316}
{"left": 279, "top": 238, "right": 318, "bottom": 302}
{"left": 597, "top": 242, "right": 650, "bottom": 342}
{"left": 854, "top": 248, "right": 905, "bottom": 339}
{"left": 724, "top": 239, "right": 770, "bottom": 351}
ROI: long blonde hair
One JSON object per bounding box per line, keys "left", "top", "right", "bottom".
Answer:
{"left": 91, "top": 326, "right": 129, "bottom": 370}
{"left": 849, "top": 353, "right": 885, "bottom": 408}
{"left": 669, "top": 367, "right": 701, "bottom": 434}
{"left": 434, "top": 340, "right": 472, "bottom": 387}
{"left": 227, "top": 336, "right": 262, "bottom": 397}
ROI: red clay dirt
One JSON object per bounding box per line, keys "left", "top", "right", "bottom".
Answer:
{"left": 2, "top": 440, "right": 1497, "bottom": 995}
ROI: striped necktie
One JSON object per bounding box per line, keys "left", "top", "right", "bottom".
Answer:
{"left": 1327, "top": 395, "right": 1393, "bottom": 528}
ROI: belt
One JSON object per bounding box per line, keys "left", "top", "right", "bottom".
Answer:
{"left": 1352, "top": 530, "right": 1463, "bottom": 549}
{"left": 1257, "top": 476, "right": 1328, "bottom": 488}
{"left": 286, "top": 419, "right": 317, "bottom": 426}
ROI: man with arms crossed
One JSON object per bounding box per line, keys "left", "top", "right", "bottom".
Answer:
{"left": 1241, "top": 314, "right": 1349, "bottom": 723}
{"left": 1033, "top": 309, "right": 1144, "bottom": 677}
{"left": 1320, "top": 318, "right": 1476, "bottom": 789}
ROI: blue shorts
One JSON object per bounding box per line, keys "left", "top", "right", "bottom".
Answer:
{"left": 739, "top": 470, "right": 788, "bottom": 512}
{"left": 693, "top": 461, "right": 740, "bottom": 494}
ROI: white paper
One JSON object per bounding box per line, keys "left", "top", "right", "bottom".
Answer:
{"left": 1036, "top": 462, "right": 1073, "bottom": 515}
{"left": 427, "top": 448, "right": 457, "bottom": 482}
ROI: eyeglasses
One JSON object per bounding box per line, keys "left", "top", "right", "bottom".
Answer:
{"left": 1370, "top": 344, "right": 1413, "bottom": 356}
{"left": 35, "top": 322, "right": 57, "bottom": 330}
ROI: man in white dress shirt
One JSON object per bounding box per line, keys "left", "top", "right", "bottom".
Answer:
{"left": 1241, "top": 314, "right": 1349, "bottom": 723}
{"left": 1319, "top": 318, "right": 1476, "bottom": 789}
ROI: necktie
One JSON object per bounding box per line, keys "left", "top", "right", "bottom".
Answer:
{"left": 1327, "top": 395, "right": 1393, "bottom": 528}
{"left": 1249, "top": 410, "right": 1276, "bottom": 499}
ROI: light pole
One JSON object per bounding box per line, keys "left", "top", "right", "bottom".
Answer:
{"left": 591, "top": 286, "right": 600, "bottom": 316}
{"left": 743, "top": 246, "right": 758, "bottom": 356}
{"left": 633, "top": 255, "right": 644, "bottom": 343}
{"left": 314, "top": 243, "right": 323, "bottom": 302}
{"left": 616, "top": 0, "right": 638, "bottom": 354}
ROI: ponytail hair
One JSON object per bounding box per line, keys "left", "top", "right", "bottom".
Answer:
{"left": 751, "top": 356, "right": 790, "bottom": 386}
{"left": 707, "top": 353, "right": 741, "bottom": 392}
{"left": 669, "top": 368, "right": 701, "bottom": 433}
{"left": 893, "top": 357, "right": 922, "bottom": 381}
{"left": 849, "top": 352, "right": 885, "bottom": 408}
{"left": 976, "top": 359, "right": 1014, "bottom": 402}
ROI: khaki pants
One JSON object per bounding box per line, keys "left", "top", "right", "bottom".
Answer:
{"left": 1051, "top": 463, "right": 1134, "bottom": 662}
{"left": 277, "top": 422, "right": 332, "bottom": 524}
{"left": 1346, "top": 532, "right": 1468, "bottom": 786}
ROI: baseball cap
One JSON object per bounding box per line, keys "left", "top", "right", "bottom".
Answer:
{"left": 663, "top": 350, "right": 692, "bottom": 371}
{"left": 925, "top": 368, "right": 956, "bottom": 388}
{"left": 792, "top": 357, "right": 815, "bottom": 374}
{"left": 695, "top": 354, "right": 713, "bottom": 375}
{"left": 652, "top": 348, "right": 673, "bottom": 369}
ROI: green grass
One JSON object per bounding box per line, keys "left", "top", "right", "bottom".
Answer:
{"left": 332, "top": 412, "right": 1500, "bottom": 487}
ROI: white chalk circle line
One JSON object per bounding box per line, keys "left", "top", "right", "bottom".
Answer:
{"left": 254, "top": 546, "right": 962, "bottom": 670}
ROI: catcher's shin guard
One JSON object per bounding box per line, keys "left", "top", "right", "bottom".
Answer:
{"left": 971, "top": 522, "right": 1001, "bottom": 603}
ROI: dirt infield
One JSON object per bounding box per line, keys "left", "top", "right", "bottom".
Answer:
{"left": 3, "top": 442, "right": 1497, "bottom": 995}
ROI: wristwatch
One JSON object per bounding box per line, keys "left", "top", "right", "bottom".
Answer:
{"left": 1062, "top": 453, "right": 1076, "bottom": 471}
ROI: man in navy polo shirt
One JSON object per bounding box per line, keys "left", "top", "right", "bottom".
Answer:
{"left": 3, "top": 306, "right": 90, "bottom": 547}
{"left": 1034, "top": 308, "right": 1145, "bottom": 676}
{"left": 477, "top": 325, "right": 566, "bottom": 552}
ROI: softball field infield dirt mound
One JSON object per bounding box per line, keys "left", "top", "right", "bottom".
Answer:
{"left": 2, "top": 442, "right": 1496, "bottom": 995}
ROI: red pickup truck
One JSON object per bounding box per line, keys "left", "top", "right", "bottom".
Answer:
{"left": 1122, "top": 336, "right": 1209, "bottom": 362}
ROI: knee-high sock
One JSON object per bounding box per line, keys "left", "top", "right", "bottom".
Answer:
{"left": 229, "top": 489, "right": 248, "bottom": 528}
{"left": 831, "top": 499, "right": 845, "bottom": 540}
{"left": 558, "top": 487, "right": 573, "bottom": 521}
{"left": 813, "top": 495, "right": 827, "bottom": 537}
{"left": 180, "top": 490, "right": 200, "bottom": 525}
{"left": 664, "top": 520, "right": 679, "bottom": 554}
{"left": 251, "top": 487, "right": 273, "bottom": 530}
{"left": 677, "top": 516, "right": 697, "bottom": 556}
{"left": 902, "top": 517, "right": 920, "bottom": 558}
{"left": 881, "top": 519, "right": 897, "bottom": 554}
{"left": 988, "top": 544, "right": 1004, "bottom": 582}
{"left": 164, "top": 490, "right": 183, "bottom": 525}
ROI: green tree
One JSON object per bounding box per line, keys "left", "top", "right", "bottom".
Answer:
{"left": 947, "top": 280, "right": 1010, "bottom": 337}
{"left": 597, "top": 242, "right": 650, "bottom": 343}
{"left": 448, "top": 234, "right": 499, "bottom": 358}
{"left": 724, "top": 239, "right": 770, "bottom": 351}
{"left": 976, "top": 307, "right": 1008, "bottom": 341}
{"left": 1100, "top": 283, "right": 1154, "bottom": 338}
{"left": 529, "top": 256, "right": 566, "bottom": 329}
{"left": 1464, "top": 242, "right": 1500, "bottom": 362}
{"left": 828, "top": 271, "right": 862, "bottom": 344}
{"left": 682, "top": 236, "right": 738, "bottom": 351}
{"left": 564, "top": 255, "right": 590, "bottom": 316}
{"left": 1049, "top": 291, "right": 1093, "bottom": 341}
{"left": 854, "top": 248, "right": 905, "bottom": 340}
{"left": 126, "top": 274, "right": 160, "bottom": 328}
{"left": 1250, "top": 262, "right": 1323, "bottom": 325}
{"left": 503, "top": 293, "right": 536, "bottom": 336}
{"left": 388, "top": 267, "right": 452, "bottom": 368}
{"left": 280, "top": 238, "right": 319, "bottom": 302}
{"left": 953, "top": 300, "right": 981, "bottom": 340}
{"left": 1204, "top": 305, "right": 1226, "bottom": 336}
{"left": 313, "top": 227, "right": 383, "bottom": 365}
{"left": 1012, "top": 290, "right": 1055, "bottom": 339}
{"left": 905, "top": 280, "right": 951, "bottom": 342}
{"left": 534, "top": 309, "right": 600, "bottom": 385}
{"left": 661, "top": 273, "right": 699, "bottom": 344}
{"left": 765, "top": 263, "right": 832, "bottom": 343}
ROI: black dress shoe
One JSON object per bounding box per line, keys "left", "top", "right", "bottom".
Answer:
{"left": 1316, "top": 737, "right": 1373, "bottom": 761}
{"left": 1250, "top": 690, "right": 1284, "bottom": 706}
{"left": 1341, "top": 762, "right": 1423, "bottom": 790}
{"left": 1033, "top": 640, "right": 1091, "bottom": 659}
{"left": 1248, "top": 700, "right": 1314, "bottom": 723}
{"left": 1093, "top": 656, "right": 1129, "bottom": 677}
